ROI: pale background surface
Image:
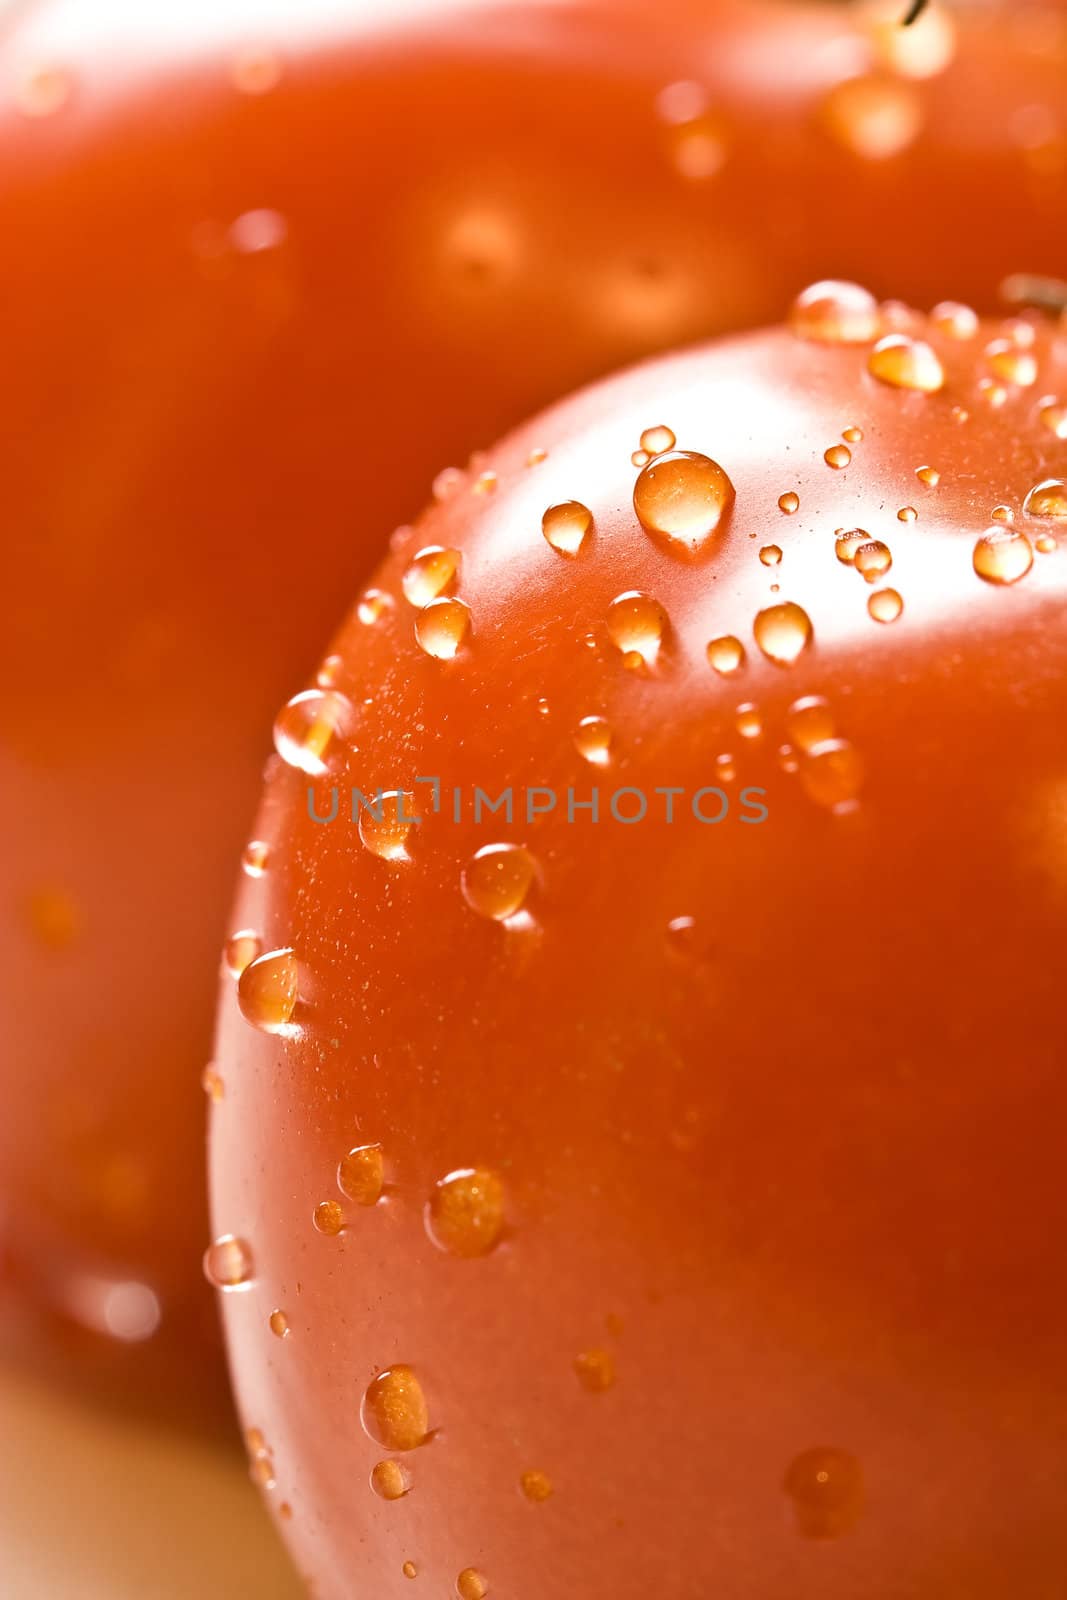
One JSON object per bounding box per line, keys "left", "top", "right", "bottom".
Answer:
{"left": 0, "top": 1362, "right": 303, "bottom": 1599}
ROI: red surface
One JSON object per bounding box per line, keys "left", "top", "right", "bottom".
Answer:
{"left": 211, "top": 312, "right": 1067, "bottom": 1596}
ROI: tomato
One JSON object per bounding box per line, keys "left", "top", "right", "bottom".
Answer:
{"left": 208, "top": 298, "right": 1067, "bottom": 1596}
{"left": 2, "top": 0, "right": 1064, "bottom": 1404}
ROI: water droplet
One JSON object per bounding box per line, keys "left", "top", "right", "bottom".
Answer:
{"left": 242, "top": 839, "right": 270, "bottom": 877}
{"left": 824, "top": 444, "right": 851, "bottom": 470}
{"left": 867, "top": 334, "right": 943, "bottom": 392}
{"left": 715, "top": 753, "right": 736, "bottom": 782}
{"left": 433, "top": 466, "right": 465, "bottom": 502}
{"left": 359, "top": 791, "right": 416, "bottom": 861}
{"left": 229, "top": 208, "right": 287, "bottom": 254}
{"left": 403, "top": 546, "right": 461, "bottom": 607}
{"left": 203, "top": 1235, "right": 254, "bottom": 1290}
{"left": 985, "top": 339, "right": 1037, "bottom": 387}
{"left": 269, "top": 1309, "right": 290, "bottom": 1338}
{"left": 246, "top": 1427, "right": 268, "bottom": 1455}
{"left": 201, "top": 1064, "right": 225, "bottom": 1102}
{"left": 915, "top": 465, "right": 940, "bottom": 487}
{"left": 527, "top": 447, "right": 548, "bottom": 466}
{"left": 315, "top": 656, "right": 342, "bottom": 693}
{"left": 250, "top": 1455, "right": 276, "bottom": 1490}
{"left": 606, "top": 591, "right": 668, "bottom": 665}
{"left": 929, "top": 300, "right": 978, "bottom": 339}
{"left": 854, "top": 540, "right": 892, "bottom": 582}
{"left": 778, "top": 744, "right": 799, "bottom": 773}
{"left": 462, "top": 843, "right": 537, "bottom": 922}
{"left": 666, "top": 110, "right": 729, "bottom": 179}
{"left": 1036, "top": 533, "right": 1058, "bottom": 554}
{"left": 225, "top": 930, "right": 261, "bottom": 978}
{"left": 787, "top": 699, "right": 834, "bottom": 755}
{"left": 759, "top": 544, "right": 783, "bottom": 567}
{"left": 361, "top": 1366, "right": 429, "bottom": 1452}
{"left": 371, "top": 1459, "right": 413, "bottom": 1501}
{"left": 784, "top": 1447, "right": 864, "bottom": 1538}
{"left": 1023, "top": 478, "right": 1067, "bottom": 518}
{"left": 456, "top": 1570, "right": 489, "bottom": 1600}
{"left": 520, "top": 1469, "right": 553, "bottom": 1503}
{"left": 778, "top": 491, "right": 799, "bottom": 514}
{"left": 542, "top": 501, "right": 593, "bottom": 556}
{"left": 789, "top": 280, "right": 879, "bottom": 344}
{"left": 753, "top": 602, "right": 813, "bottom": 665}
{"left": 237, "top": 949, "right": 298, "bottom": 1033}
{"left": 573, "top": 1349, "right": 615, "bottom": 1392}
{"left": 735, "top": 703, "right": 762, "bottom": 739}
{"left": 403, "top": 1562, "right": 418, "bottom": 1580}
{"left": 15, "top": 65, "right": 72, "bottom": 118}
{"left": 867, "top": 0, "right": 956, "bottom": 78}
{"left": 972, "top": 526, "right": 1034, "bottom": 585}
{"left": 706, "top": 634, "right": 745, "bottom": 675}
{"left": 338, "top": 1145, "right": 385, "bottom": 1206}
{"left": 633, "top": 450, "right": 734, "bottom": 551}
{"left": 897, "top": 506, "right": 918, "bottom": 523}
{"left": 357, "top": 588, "right": 394, "bottom": 626}
{"left": 426, "top": 1168, "right": 505, "bottom": 1257}
{"left": 640, "top": 425, "right": 676, "bottom": 456}
{"left": 273, "top": 689, "right": 355, "bottom": 776}
{"left": 868, "top": 587, "right": 904, "bottom": 623}
{"left": 820, "top": 75, "right": 922, "bottom": 160}
{"left": 473, "top": 470, "right": 498, "bottom": 496}
{"left": 1038, "top": 398, "right": 1067, "bottom": 439}
{"left": 313, "top": 1200, "right": 345, "bottom": 1236}
{"left": 978, "top": 377, "right": 1008, "bottom": 409}
{"left": 574, "top": 716, "right": 612, "bottom": 766}
{"left": 631, "top": 450, "right": 651, "bottom": 468}
{"left": 842, "top": 426, "right": 863, "bottom": 444}
{"left": 415, "top": 597, "right": 471, "bottom": 659}
{"left": 800, "top": 740, "right": 864, "bottom": 811}
{"left": 834, "top": 527, "right": 871, "bottom": 565}
{"left": 991, "top": 505, "right": 1014, "bottom": 523}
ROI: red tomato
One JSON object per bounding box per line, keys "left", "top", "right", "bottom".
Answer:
{"left": 209, "top": 300, "right": 1067, "bottom": 1596}
{"left": 2, "top": 0, "right": 1064, "bottom": 1404}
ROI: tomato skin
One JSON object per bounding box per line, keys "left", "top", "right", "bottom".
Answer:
{"left": 208, "top": 311, "right": 1067, "bottom": 1595}
{"left": 2, "top": 0, "right": 1065, "bottom": 1404}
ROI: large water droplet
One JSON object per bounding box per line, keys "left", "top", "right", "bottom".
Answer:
{"left": 606, "top": 591, "right": 667, "bottom": 664}
{"left": 854, "top": 540, "right": 893, "bottom": 582}
{"left": 640, "top": 424, "right": 676, "bottom": 455}
{"left": 415, "top": 597, "right": 471, "bottom": 659}
{"left": 273, "top": 690, "right": 355, "bottom": 776}
{"left": 338, "top": 1145, "right": 385, "bottom": 1206}
{"left": 203, "top": 1235, "right": 254, "bottom": 1290}
{"left": 824, "top": 444, "right": 851, "bottom": 470}
{"left": 313, "top": 1200, "right": 345, "bottom": 1236}
{"left": 1023, "top": 478, "right": 1067, "bottom": 518}
{"left": 753, "top": 601, "right": 813, "bottom": 665}
{"left": 706, "top": 635, "right": 745, "bottom": 675}
{"left": 835, "top": 528, "right": 870, "bottom": 565}
{"left": 787, "top": 696, "right": 835, "bottom": 752}
{"left": 361, "top": 1366, "right": 429, "bottom": 1452}
{"left": 426, "top": 1168, "right": 505, "bottom": 1257}
{"left": 456, "top": 1571, "right": 489, "bottom": 1600}
{"left": 542, "top": 501, "right": 593, "bottom": 556}
{"left": 462, "top": 843, "right": 537, "bottom": 921}
{"left": 574, "top": 716, "right": 612, "bottom": 766}
{"left": 633, "top": 450, "right": 734, "bottom": 552}
{"left": 237, "top": 949, "right": 298, "bottom": 1032}
{"left": 778, "top": 491, "right": 800, "bottom": 514}
{"left": 371, "top": 1459, "right": 413, "bottom": 1501}
{"left": 868, "top": 587, "right": 904, "bottom": 623}
{"left": 789, "top": 281, "right": 879, "bottom": 344}
{"left": 867, "top": 335, "right": 944, "bottom": 392}
{"left": 403, "top": 546, "right": 461, "bottom": 607}
{"left": 759, "top": 544, "right": 783, "bottom": 566}
{"left": 359, "top": 791, "right": 416, "bottom": 861}
{"left": 972, "top": 526, "right": 1034, "bottom": 585}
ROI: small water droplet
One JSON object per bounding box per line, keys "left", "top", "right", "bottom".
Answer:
{"left": 896, "top": 505, "right": 918, "bottom": 522}
{"left": 403, "top": 1562, "right": 418, "bottom": 1580}
{"left": 867, "top": 335, "right": 944, "bottom": 392}
{"left": 201, "top": 1064, "right": 225, "bottom": 1102}
{"left": 753, "top": 601, "right": 813, "bottom": 665}
{"left": 472, "top": 470, "right": 498, "bottom": 495}
{"left": 929, "top": 300, "right": 978, "bottom": 339}
{"left": 237, "top": 949, "right": 298, "bottom": 1033}
{"left": 1035, "top": 533, "right": 1057, "bottom": 554}
{"left": 841, "top": 425, "right": 863, "bottom": 444}
{"left": 269, "top": 1309, "right": 290, "bottom": 1338}
{"left": 361, "top": 1366, "right": 429, "bottom": 1452}
{"left": 735, "top": 703, "right": 762, "bottom": 739}
{"left": 542, "top": 501, "right": 593, "bottom": 556}
{"left": 985, "top": 338, "right": 1037, "bottom": 387}
{"left": 640, "top": 424, "right": 676, "bottom": 455}
{"left": 520, "top": 1469, "right": 553, "bottom": 1503}
{"left": 631, "top": 450, "right": 651, "bottom": 468}
{"left": 426, "top": 1168, "right": 505, "bottom": 1257}
{"left": 915, "top": 465, "right": 939, "bottom": 487}
{"left": 415, "top": 597, "right": 471, "bottom": 659}
{"left": 800, "top": 740, "right": 864, "bottom": 811}
{"left": 359, "top": 791, "right": 416, "bottom": 861}
{"left": 371, "top": 1459, "right": 413, "bottom": 1501}
{"left": 313, "top": 1200, "right": 345, "bottom": 1236}
{"left": 789, "top": 280, "right": 879, "bottom": 344}
{"left": 357, "top": 588, "right": 394, "bottom": 626}
{"left": 824, "top": 444, "right": 851, "bottom": 470}
{"left": 462, "top": 843, "right": 537, "bottom": 922}
{"left": 787, "top": 696, "right": 836, "bottom": 752}
{"left": 706, "top": 634, "right": 745, "bottom": 675}
{"left": 231, "top": 47, "right": 283, "bottom": 95}
{"left": 854, "top": 540, "right": 893, "bottom": 582}
{"left": 456, "top": 1570, "right": 489, "bottom": 1600}
{"left": 527, "top": 447, "right": 548, "bottom": 466}
{"left": 991, "top": 506, "right": 1014, "bottom": 523}
{"left": 835, "top": 528, "right": 871, "bottom": 565}
{"left": 273, "top": 689, "right": 355, "bottom": 776}
{"left": 1038, "top": 398, "right": 1067, "bottom": 439}
{"left": 242, "top": 839, "right": 270, "bottom": 878}
{"left": 433, "top": 466, "right": 465, "bottom": 502}
{"left": 784, "top": 1447, "right": 864, "bottom": 1538}
{"left": 573, "top": 1349, "right": 616, "bottom": 1392}
{"left": 338, "top": 1145, "right": 385, "bottom": 1206}
{"left": 225, "top": 930, "right": 260, "bottom": 979}
{"left": 606, "top": 591, "right": 668, "bottom": 665}
{"left": 778, "top": 744, "right": 799, "bottom": 773}
{"left": 1023, "top": 478, "right": 1067, "bottom": 518}
{"left": 868, "top": 587, "right": 904, "bottom": 623}
{"left": 973, "top": 526, "right": 1034, "bottom": 585}
{"left": 978, "top": 377, "right": 1008, "bottom": 409}
{"left": 315, "top": 654, "right": 342, "bottom": 689}
{"left": 574, "top": 716, "right": 612, "bottom": 766}
{"left": 715, "top": 753, "right": 736, "bottom": 782}
{"left": 820, "top": 75, "right": 922, "bottom": 159}
{"left": 403, "top": 546, "right": 461, "bottom": 607}
{"left": 778, "top": 491, "right": 800, "bottom": 514}
{"left": 250, "top": 1454, "right": 276, "bottom": 1490}
{"left": 203, "top": 1235, "right": 254, "bottom": 1290}
{"left": 759, "top": 544, "right": 783, "bottom": 566}
{"left": 633, "top": 450, "right": 734, "bottom": 551}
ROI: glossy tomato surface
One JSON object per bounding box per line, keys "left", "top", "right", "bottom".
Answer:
{"left": 2, "top": 0, "right": 1065, "bottom": 1401}
{"left": 210, "top": 302, "right": 1067, "bottom": 1596}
